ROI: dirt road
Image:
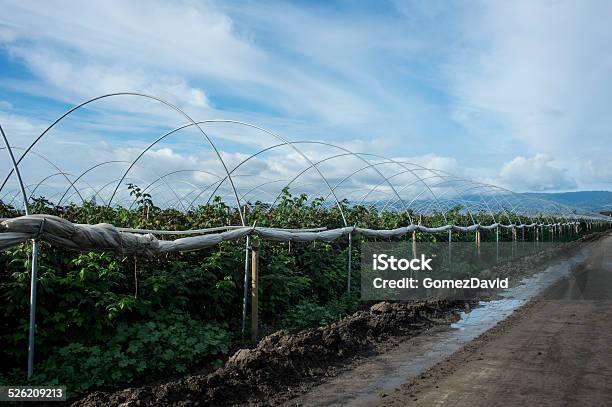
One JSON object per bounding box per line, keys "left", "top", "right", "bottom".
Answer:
{"left": 293, "top": 233, "right": 612, "bottom": 407}
{"left": 379, "top": 233, "right": 612, "bottom": 407}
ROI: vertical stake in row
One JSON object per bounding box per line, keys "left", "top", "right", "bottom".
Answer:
{"left": 251, "top": 239, "right": 259, "bottom": 342}
{"left": 241, "top": 235, "right": 250, "bottom": 336}
{"left": 240, "top": 205, "right": 250, "bottom": 337}
{"left": 1, "top": 124, "right": 37, "bottom": 380}
{"left": 27, "top": 240, "right": 39, "bottom": 379}
{"left": 347, "top": 230, "right": 352, "bottom": 297}
{"left": 448, "top": 228, "right": 452, "bottom": 267}
{"left": 496, "top": 225, "right": 499, "bottom": 263}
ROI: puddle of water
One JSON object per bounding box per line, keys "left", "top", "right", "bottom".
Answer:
{"left": 452, "top": 252, "right": 584, "bottom": 332}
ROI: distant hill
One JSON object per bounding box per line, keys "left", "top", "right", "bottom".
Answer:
{"left": 525, "top": 191, "right": 612, "bottom": 213}
{"left": 368, "top": 190, "right": 612, "bottom": 215}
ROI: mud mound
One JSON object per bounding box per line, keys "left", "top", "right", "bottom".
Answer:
{"left": 74, "top": 300, "right": 461, "bottom": 407}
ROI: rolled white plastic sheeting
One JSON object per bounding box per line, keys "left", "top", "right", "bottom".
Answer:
{"left": 0, "top": 214, "right": 581, "bottom": 256}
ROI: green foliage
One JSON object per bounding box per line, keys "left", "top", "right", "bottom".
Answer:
{"left": 26, "top": 310, "right": 228, "bottom": 396}
{"left": 283, "top": 295, "right": 360, "bottom": 331}
{"left": 0, "top": 188, "right": 594, "bottom": 397}
{"left": 127, "top": 183, "right": 158, "bottom": 220}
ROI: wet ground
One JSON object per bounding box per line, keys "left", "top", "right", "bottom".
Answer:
{"left": 290, "top": 239, "right": 598, "bottom": 406}
{"left": 332, "top": 233, "right": 612, "bottom": 407}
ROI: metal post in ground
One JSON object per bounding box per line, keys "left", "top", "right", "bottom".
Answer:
{"left": 347, "top": 230, "right": 352, "bottom": 297}
{"left": 476, "top": 227, "right": 481, "bottom": 258}
{"left": 27, "top": 241, "right": 39, "bottom": 379}
{"left": 448, "top": 228, "right": 452, "bottom": 267}
{"left": 496, "top": 225, "right": 499, "bottom": 263}
{"left": 1, "top": 124, "right": 37, "bottom": 379}
{"left": 551, "top": 225, "right": 554, "bottom": 242}
{"left": 251, "top": 239, "right": 259, "bottom": 342}
{"left": 241, "top": 235, "right": 250, "bottom": 336}
{"left": 240, "top": 206, "right": 251, "bottom": 337}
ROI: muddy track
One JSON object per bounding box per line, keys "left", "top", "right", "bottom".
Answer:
{"left": 73, "top": 233, "right": 605, "bottom": 407}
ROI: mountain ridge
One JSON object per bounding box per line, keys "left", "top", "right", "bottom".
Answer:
{"left": 524, "top": 190, "right": 612, "bottom": 213}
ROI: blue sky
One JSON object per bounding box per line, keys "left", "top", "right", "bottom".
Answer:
{"left": 1, "top": 0, "right": 611, "bottom": 203}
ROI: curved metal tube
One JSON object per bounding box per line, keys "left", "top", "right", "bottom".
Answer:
{"left": 0, "top": 93, "right": 245, "bottom": 226}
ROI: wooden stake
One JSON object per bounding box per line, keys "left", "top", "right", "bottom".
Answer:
{"left": 251, "top": 239, "right": 259, "bottom": 342}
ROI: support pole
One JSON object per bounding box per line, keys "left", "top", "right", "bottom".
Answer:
{"left": 551, "top": 226, "right": 554, "bottom": 243}
{"left": 240, "top": 205, "right": 250, "bottom": 337}
{"left": 412, "top": 230, "right": 417, "bottom": 259}
{"left": 347, "top": 231, "right": 352, "bottom": 297}
{"left": 448, "top": 228, "right": 452, "bottom": 267}
{"left": 496, "top": 225, "right": 499, "bottom": 263}
{"left": 27, "top": 240, "right": 39, "bottom": 379}
{"left": 476, "top": 227, "right": 481, "bottom": 258}
{"left": 241, "top": 235, "right": 250, "bottom": 336}
{"left": 1, "top": 124, "right": 37, "bottom": 379}
{"left": 251, "top": 239, "right": 259, "bottom": 342}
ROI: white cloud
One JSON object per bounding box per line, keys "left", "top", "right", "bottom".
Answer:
{"left": 6, "top": 47, "right": 210, "bottom": 110}
{"left": 401, "top": 153, "right": 460, "bottom": 175}
{"left": 498, "top": 154, "right": 576, "bottom": 192}
{"left": 0, "top": 1, "right": 264, "bottom": 80}
{"left": 0, "top": 0, "right": 263, "bottom": 122}
{"left": 0, "top": 110, "right": 44, "bottom": 146}
{"left": 0, "top": 26, "right": 16, "bottom": 43}
{"left": 580, "top": 158, "right": 612, "bottom": 187}
{"left": 448, "top": 1, "right": 612, "bottom": 157}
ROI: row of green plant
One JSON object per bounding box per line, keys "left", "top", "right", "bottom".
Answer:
{"left": 0, "top": 188, "right": 603, "bottom": 397}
